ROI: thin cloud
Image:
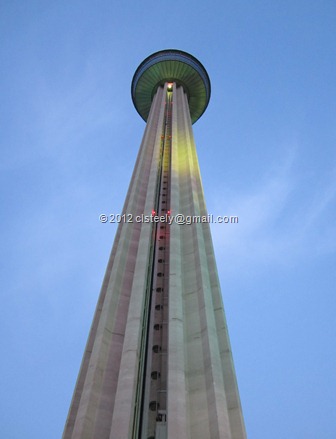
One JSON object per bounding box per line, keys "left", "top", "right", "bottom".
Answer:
{"left": 210, "top": 149, "right": 336, "bottom": 278}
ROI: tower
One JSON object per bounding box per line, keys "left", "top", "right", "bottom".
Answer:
{"left": 62, "top": 50, "right": 246, "bottom": 439}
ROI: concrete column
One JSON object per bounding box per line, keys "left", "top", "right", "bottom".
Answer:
{"left": 167, "top": 85, "right": 246, "bottom": 439}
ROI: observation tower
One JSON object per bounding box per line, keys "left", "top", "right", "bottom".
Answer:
{"left": 62, "top": 49, "right": 246, "bottom": 439}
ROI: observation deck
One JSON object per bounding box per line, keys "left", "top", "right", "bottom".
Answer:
{"left": 131, "top": 49, "right": 211, "bottom": 124}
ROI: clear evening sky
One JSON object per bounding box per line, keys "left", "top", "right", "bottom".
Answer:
{"left": 1, "top": 1, "right": 335, "bottom": 438}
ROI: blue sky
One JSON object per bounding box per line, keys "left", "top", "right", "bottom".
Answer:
{"left": 1, "top": 1, "right": 336, "bottom": 438}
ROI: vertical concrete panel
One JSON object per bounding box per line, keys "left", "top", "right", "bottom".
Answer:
{"left": 181, "top": 89, "right": 232, "bottom": 439}
{"left": 108, "top": 87, "right": 167, "bottom": 438}
{"left": 166, "top": 86, "right": 246, "bottom": 439}
{"left": 63, "top": 89, "right": 166, "bottom": 439}
{"left": 167, "top": 82, "right": 189, "bottom": 439}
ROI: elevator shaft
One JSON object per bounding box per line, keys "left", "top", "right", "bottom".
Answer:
{"left": 138, "top": 84, "right": 173, "bottom": 439}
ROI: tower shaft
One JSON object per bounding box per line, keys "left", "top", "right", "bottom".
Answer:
{"left": 63, "top": 49, "right": 246, "bottom": 439}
